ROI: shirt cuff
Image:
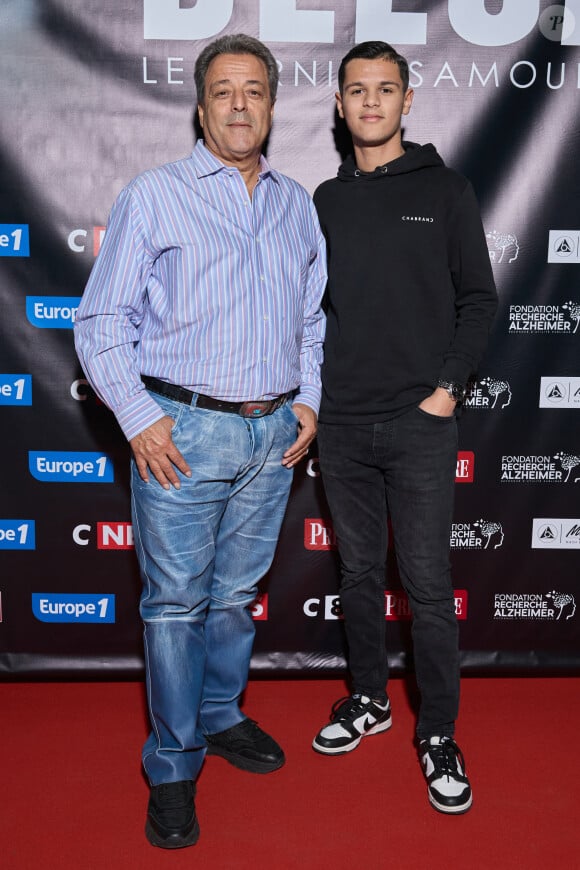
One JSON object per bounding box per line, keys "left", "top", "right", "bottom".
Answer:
{"left": 292, "top": 382, "right": 321, "bottom": 415}
{"left": 114, "top": 389, "right": 167, "bottom": 441}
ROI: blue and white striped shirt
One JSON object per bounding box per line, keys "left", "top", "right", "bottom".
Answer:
{"left": 74, "top": 141, "right": 327, "bottom": 441}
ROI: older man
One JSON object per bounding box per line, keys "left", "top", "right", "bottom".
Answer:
{"left": 74, "top": 34, "right": 326, "bottom": 849}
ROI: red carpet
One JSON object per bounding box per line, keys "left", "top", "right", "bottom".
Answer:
{"left": 2, "top": 676, "right": 579, "bottom": 869}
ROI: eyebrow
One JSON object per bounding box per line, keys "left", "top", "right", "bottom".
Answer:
{"left": 345, "top": 79, "right": 401, "bottom": 89}
{"left": 210, "top": 78, "right": 266, "bottom": 88}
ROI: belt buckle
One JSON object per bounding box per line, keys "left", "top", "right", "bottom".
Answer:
{"left": 239, "top": 401, "right": 270, "bottom": 418}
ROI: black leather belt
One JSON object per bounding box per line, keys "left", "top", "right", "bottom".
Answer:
{"left": 142, "top": 376, "right": 291, "bottom": 418}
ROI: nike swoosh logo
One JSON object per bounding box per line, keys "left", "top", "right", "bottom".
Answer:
{"left": 358, "top": 715, "right": 376, "bottom": 733}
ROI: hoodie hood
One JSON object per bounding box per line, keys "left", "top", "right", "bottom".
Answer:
{"left": 337, "top": 141, "right": 444, "bottom": 181}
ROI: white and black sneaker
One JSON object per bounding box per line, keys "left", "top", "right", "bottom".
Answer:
{"left": 420, "top": 736, "right": 472, "bottom": 814}
{"left": 312, "top": 693, "right": 392, "bottom": 755}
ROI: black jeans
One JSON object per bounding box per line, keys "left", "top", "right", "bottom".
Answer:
{"left": 317, "top": 405, "right": 459, "bottom": 739}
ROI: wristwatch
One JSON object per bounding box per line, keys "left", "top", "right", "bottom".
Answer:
{"left": 437, "top": 379, "right": 465, "bottom": 403}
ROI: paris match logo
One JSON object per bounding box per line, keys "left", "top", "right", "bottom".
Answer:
{"left": 304, "top": 519, "right": 337, "bottom": 550}
{"left": 456, "top": 452, "right": 474, "bottom": 483}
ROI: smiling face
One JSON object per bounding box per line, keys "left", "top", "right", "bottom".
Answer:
{"left": 337, "top": 57, "right": 413, "bottom": 164}
{"left": 197, "top": 53, "right": 274, "bottom": 167}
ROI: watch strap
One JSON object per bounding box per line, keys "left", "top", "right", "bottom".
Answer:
{"left": 437, "top": 379, "right": 465, "bottom": 402}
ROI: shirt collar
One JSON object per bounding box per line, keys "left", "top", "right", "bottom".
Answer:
{"left": 191, "top": 140, "right": 279, "bottom": 184}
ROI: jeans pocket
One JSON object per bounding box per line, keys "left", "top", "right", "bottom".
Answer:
{"left": 145, "top": 390, "right": 185, "bottom": 433}
{"left": 415, "top": 405, "right": 456, "bottom": 423}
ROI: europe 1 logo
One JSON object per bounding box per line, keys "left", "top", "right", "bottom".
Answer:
{"left": 0, "top": 224, "right": 29, "bottom": 257}
{"left": 32, "top": 593, "right": 115, "bottom": 624}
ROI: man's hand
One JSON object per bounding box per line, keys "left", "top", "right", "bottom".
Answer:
{"left": 282, "top": 403, "right": 318, "bottom": 468}
{"left": 130, "top": 416, "right": 192, "bottom": 490}
{"left": 418, "top": 387, "right": 457, "bottom": 418}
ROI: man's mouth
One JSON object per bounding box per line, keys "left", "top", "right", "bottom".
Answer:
{"left": 228, "top": 115, "right": 253, "bottom": 127}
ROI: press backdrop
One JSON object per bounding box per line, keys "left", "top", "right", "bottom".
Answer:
{"left": 1, "top": 0, "right": 580, "bottom": 677}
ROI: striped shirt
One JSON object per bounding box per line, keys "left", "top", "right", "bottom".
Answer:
{"left": 74, "top": 141, "right": 327, "bottom": 441}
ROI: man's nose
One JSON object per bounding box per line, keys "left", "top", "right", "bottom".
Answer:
{"left": 231, "top": 88, "right": 247, "bottom": 112}
{"left": 363, "top": 90, "right": 380, "bottom": 106}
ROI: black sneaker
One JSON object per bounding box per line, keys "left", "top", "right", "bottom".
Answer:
{"left": 312, "top": 694, "right": 392, "bottom": 755}
{"left": 205, "top": 718, "right": 285, "bottom": 773}
{"left": 145, "top": 780, "right": 200, "bottom": 849}
{"left": 420, "top": 736, "right": 473, "bottom": 814}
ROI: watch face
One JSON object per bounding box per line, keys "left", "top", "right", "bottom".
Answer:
{"left": 438, "top": 380, "right": 464, "bottom": 401}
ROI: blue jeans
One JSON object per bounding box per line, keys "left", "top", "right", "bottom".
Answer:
{"left": 317, "top": 405, "right": 459, "bottom": 739}
{"left": 132, "top": 392, "right": 297, "bottom": 785}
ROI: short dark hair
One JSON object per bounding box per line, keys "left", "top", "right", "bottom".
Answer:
{"left": 338, "top": 41, "right": 409, "bottom": 94}
{"left": 194, "top": 34, "right": 279, "bottom": 106}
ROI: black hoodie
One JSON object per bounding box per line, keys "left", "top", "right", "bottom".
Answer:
{"left": 313, "top": 142, "right": 498, "bottom": 423}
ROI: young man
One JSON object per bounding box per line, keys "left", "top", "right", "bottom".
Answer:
{"left": 75, "top": 34, "right": 326, "bottom": 849}
{"left": 312, "top": 42, "right": 497, "bottom": 814}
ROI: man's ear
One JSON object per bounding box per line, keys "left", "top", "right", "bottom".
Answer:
{"left": 335, "top": 91, "right": 344, "bottom": 119}
{"left": 402, "top": 88, "right": 414, "bottom": 117}
{"left": 197, "top": 104, "right": 204, "bottom": 128}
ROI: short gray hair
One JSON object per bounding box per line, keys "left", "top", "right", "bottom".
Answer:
{"left": 194, "top": 34, "right": 279, "bottom": 106}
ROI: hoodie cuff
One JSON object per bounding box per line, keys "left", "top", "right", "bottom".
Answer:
{"left": 439, "top": 359, "right": 473, "bottom": 389}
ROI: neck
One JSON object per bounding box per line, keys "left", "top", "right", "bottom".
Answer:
{"left": 202, "top": 141, "right": 262, "bottom": 195}
{"left": 353, "top": 140, "right": 405, "bottom": 174}
{"left": 239, "top": 158, "right": 262, "bottom": 196}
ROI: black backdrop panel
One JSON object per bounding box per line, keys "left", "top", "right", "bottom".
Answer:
{"left": 1, "top": 1, "right": 580, "bottom": 676}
